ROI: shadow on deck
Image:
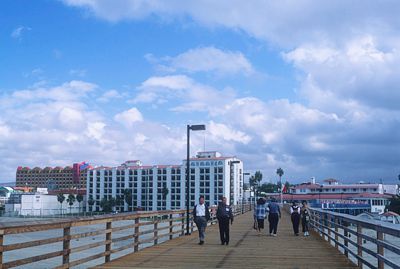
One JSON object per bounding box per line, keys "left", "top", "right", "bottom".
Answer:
{"left": 95, "top": 211, "right": 357, "bottom": 269}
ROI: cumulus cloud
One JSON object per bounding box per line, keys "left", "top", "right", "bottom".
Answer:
{"left": 114, "top": 107, "right": 144, "bottom": 127}
{"left": 134, "top": 75, "right": 236, "bottom": 115}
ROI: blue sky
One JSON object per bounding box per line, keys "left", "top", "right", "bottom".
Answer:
{"left": 1, "top": 0, "right": 400, "bottom": 184}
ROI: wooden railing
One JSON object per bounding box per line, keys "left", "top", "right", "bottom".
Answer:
{"left": 309, "top": 208, "right": 400, "bottom": 269}
{"left": 0, "top": 204, "right": 251, "bottom": 269}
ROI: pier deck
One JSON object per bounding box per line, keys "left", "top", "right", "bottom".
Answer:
{"left": 96, "top": 211, "right": 357, "bottom": 269}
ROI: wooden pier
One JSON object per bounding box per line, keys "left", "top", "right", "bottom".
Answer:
{"left": 96, "top": 211, "right": 357, "bottom": 269}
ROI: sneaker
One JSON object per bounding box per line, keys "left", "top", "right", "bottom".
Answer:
{"left": 199, "top": 241, "right": 204, "bottom": 245}
{"left": 304, "top": 232, "right": 307, "bottom": 236}
{"left": 221, "top": 242, "right": 225, "bottom": 245}
{"left": 273, "top": 234, "right": 277, "bottom": 237}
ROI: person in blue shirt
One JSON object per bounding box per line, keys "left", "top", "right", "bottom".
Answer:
{"left": 254, "top": 197, "right": 267, "bottom": 235}
{"left": 267, "top": 197, "right": 281, "bottom": 236}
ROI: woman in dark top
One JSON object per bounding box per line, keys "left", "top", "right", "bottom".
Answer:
{"left": 290, "top": 201, "right": 301, "bottom": 236}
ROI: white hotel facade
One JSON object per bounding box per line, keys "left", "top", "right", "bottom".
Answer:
{"left": 86, "top": 152, "right": 243, "bottom": 212}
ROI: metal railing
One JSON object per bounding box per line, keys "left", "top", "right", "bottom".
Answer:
{"left": 309, "top": 208, "right": 400, "bottom": 269}
{"left": 0, "top": 203, "right": 251, "bottom": 269}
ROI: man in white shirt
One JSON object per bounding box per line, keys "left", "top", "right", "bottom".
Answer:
{"left": 192, "top": 195, "right": 210, "bottom": 245}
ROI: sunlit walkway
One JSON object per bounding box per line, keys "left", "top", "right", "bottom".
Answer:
{"left": 95, "top": 211, "right": 357, "bottom": 269}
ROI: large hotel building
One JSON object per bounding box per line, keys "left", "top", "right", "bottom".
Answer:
{"left": 16, "top": 162, "right": 90, "bottom": 190}
{"left": 86, "top": 151, "right": 243, "bottom": 212}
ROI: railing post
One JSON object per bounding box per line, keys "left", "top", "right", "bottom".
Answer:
{"left": 134, "top": 217, "right": 139, "bottom": 252}
{"left": 377, "top": 229, "right": 384, "bottom": 269}
{"left": 169, "top": 213, "right": 173, "bottom": 240}
{"left": 154, "top": 217, "right": 158, "bottom": 245}
{"left": 343, "top": 220, "right": 349, "bottom": 258}
{"left": 357, "top": 224, "right": 363, "bottom": 268}
{"left": 334, "top": 216, "right": 339, "bottom": 250}
{"left": 181, "top": 212, "right": 185, "bottom": 236}
{"left": 0, "top": 229, "right": 4, "bottom": 268}
{"left": 62, "top": 225, "right": 71, "bottom": 267}
{"left": 105, "top": 221, "right": 112, "bottom": 263}
{"left": 191, "top": 217, "right": 194, "bottom": 233}
{"left": 326, "top": 213, "right": 332, "bottom": 244}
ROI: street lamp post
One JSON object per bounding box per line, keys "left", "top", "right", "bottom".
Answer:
{"left": 186, "top": 124, "right": 206, "bottom": 236}
{"left": 242, "top": 172, "right": 250, "bottom": 213}
{"left": 229, "top": 160, "right": 240, "bottom": 206}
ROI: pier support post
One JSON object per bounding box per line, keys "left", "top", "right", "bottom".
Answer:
{"left": 0, "top": 229, "right": 4, "bottom": 267}
{"left": 377, "top": 230, "right": 384, "bottom": 269}
{"left": 169, "top": 214, "right": 173, "bottom": 240}
{"left": 357, "top": 224, "right": 362, "bottom": 268}
{"left": 134, "top": 217, "right": 139, "bottom": 252}
{"left": 62, "top": 225, "right": 71, "bottom": 267}
{"left": 105, "top": 221, "right": 112, "bottom": 263}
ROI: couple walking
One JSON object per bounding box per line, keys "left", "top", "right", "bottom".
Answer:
{"left": 290, "top": 201, "right": 310, "bottom": 236}
{"left": 193, "top": 196, "right": 233, "bottom": 245}
{"left": 254, "top": 197, "right": 281, "bottom": 236}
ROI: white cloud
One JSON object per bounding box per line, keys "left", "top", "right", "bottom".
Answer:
{"left": 97, "top": 90, "right": 123, "bottom": 103}
{"left": 134, "top": 75, "right": 236, "bottom": 114}
{"left": 114, "top": 107, "right": 143, "bottom": 127}
{"left": 208, "top": 121, "right": 251, "bottom": 144}
{"left": 11, "top": 26, "right": 31, "bottom": 39}
{"left": 151, "top": 46, "right": 254, "bottom": 75}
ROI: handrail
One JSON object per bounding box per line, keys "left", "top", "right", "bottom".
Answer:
{"left": 309, "top": 207, "right": 400, "bottom": 269}
{"left": 0, "top": 203, "right": 251, "bottom": 269}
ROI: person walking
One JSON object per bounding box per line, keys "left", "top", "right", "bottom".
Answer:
{"left": 192, "top": 195, "right": 211, "bottom": 245}
{"left": 268, "top": 197, "right": 281, "bottom": 236}
{"left": 216, "top": 197, "right": 233, "bottom": 245}
{"left": 290, "top": 201, "right": 301, "bottom": 236}
{"left": 301, "top": 201, "right": 310, "bottom": 236}
{"left": 254, "top": 197, "right": 267, "bottom": 235}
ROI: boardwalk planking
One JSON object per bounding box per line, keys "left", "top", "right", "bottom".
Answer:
{"left": 95, "top": 211, "right": 357, "bottom": 269}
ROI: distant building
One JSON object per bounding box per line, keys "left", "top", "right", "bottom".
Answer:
{"left": 292, "top": 180, "right": 398, "bottom": 195}
{"left": 86, "top": 151, "right": 243, "bottom": 212}
{"left": 16, "top": 162, "right": 90, "bottom": 190}
{"left": 5, "top": 193, "right": 82, "bottom": 216}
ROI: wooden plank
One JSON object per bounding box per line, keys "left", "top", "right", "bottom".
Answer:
{"left": 2, "top": 250, "right": 64, "bottom": 269}
{"left": 3, "top": 236, "right": 65, "bottom": 252}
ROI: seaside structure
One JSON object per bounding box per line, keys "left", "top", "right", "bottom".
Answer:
{"left": 16, "top": 162, "right": 90, "bottom": 190}
{"left": 86, "top": 151, "right": 243, "bottom": 212}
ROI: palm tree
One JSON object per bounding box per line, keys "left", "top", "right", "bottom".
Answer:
{"left": 66, "top": 194, "right": 76, "bottom": 214}
{"left": 123, "top": 189, "right": 133, "bottom": 211}
{"left": 276, "top": 168, "right": 284, "bottom": 204}
{"left": 254, "top": 171, "right": 263, "bottom": 187}
{"left": 88, "top": 196, "right": 95, "bottom": 211}
{"left": 57, "top": 193, "right": 65, "bottom": 215}
{"left": 76, "top": 194, "right": 84, "bottom": 213}
{"left": 162, "top": 186, "right": 169, "bottom": 200}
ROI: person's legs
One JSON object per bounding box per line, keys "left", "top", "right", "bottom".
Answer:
{"left": 268, "top": 213, "right": 274, "bottom": 235}
{"left": 198, "top": 217, "right": 206, "bottom": 244}
{"left": 272, "top": 213, "right": 279, "bottom": 235}
{"left": 218, "top": 219, "right": 225, "bottom": 244}
{"left": 291, "top": 214, "right": 296, "bottom": 234}
{"left": 305, "top": 221, "right": 309, "bottom": 236}
{"left": 294, "top": 215, "right": 300, "bottom": 235}
{"left": 224, "top": 219, "right": 230, "bottom": 244}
